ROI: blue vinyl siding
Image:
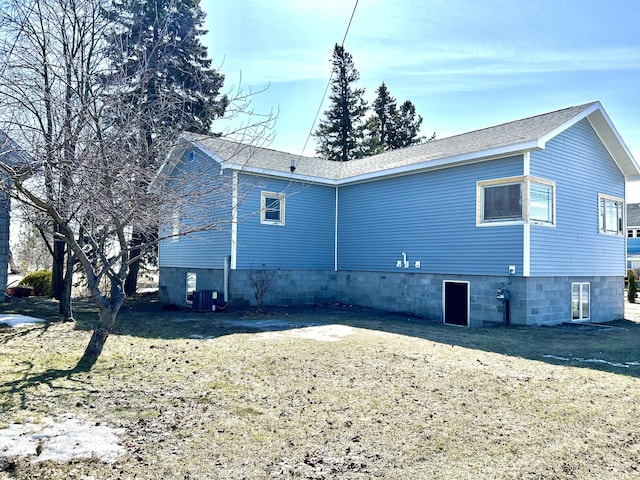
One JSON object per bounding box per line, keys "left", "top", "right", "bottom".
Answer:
{"left": 337, "top": 156, "right": 524, "bottom": 275}
{"left": 530, "top": 118, "right": 626, "bottom": 276}
{"left": 235, "top": 175, "right": 335, "bottom": 269}
{"left": 159, "top": 149, "right": 233, "bottom": 269}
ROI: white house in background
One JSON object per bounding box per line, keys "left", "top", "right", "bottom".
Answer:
{"left": 0, "top": 132, "right": 27, "bottom": 296}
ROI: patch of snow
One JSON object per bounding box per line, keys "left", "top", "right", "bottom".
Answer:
{"left": 253, "top": 324, "right": 355, "bottom": 342}
{"left": 542, "top": 354, "right": 570, "bottom": 362}
{"left": 0, "top": 415, "right": 124, "bottom": 463}
{"left": 0, "top": 314, "right": 45, "bottom": 328}
{"left": 542, "top": 354, "right": 634, "bottom": 368}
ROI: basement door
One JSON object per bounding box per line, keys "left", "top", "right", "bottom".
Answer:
{"left": 443, "top": 281, "right": 469, "bottom": 327}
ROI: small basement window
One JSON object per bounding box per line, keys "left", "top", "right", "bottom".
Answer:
{"left": 598, "top": 194, "right": 624, "bottom": 235}
{"left": 261, "top": 191, "right": 285, "bottom": 225}
{"left": 571, "top": 282, "right": 590, "bottom": 321}
{"left": 186, "top": 272, "right": 197, "bottom": 304}
{"left": 477, "top": 176, "right": 555, "bottom": 226}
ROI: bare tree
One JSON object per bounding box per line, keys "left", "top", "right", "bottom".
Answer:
{"left": 0, "top": 0, "right": 273, "bottom": 368}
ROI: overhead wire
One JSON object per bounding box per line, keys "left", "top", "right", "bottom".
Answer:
{"left": 296, "top": 0, "right": 359, "bottom": 163}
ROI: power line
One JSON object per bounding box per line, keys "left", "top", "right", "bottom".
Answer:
{"left": 297, "top": 0, "right": 359, "bottom": 161}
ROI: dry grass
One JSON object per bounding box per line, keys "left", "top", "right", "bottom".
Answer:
{"left": 1, "top": 296, "right": 640, "bottom": 479}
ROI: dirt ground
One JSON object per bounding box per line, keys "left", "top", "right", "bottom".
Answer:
{"left": 1, "top": 295, "right": 640, "bottom": 479}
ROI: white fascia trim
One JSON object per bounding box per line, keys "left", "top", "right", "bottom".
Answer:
{"left": 587, "top": 108, "right": 640, "bottom": 179}
{"left": 537, "top": 102, "right": 601, "bottom": 147}
{"left": 221, "top": 162, "right": 339, "bottom": 185}
{"left": 336, "top": 143, "right": 542, "bottom": 185}
{"left": 220, "top": 143, "right": 542, "bottom": 186}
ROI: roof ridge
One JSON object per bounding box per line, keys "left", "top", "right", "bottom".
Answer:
{"left": 421, "top": 101, "right": 598, "bottom": 146}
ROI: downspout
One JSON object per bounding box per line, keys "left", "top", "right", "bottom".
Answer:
{"left": 223, "top": 255, "right": 230, "bottom": 307}
{"left": 334, "top": 186, "right": 339, "bottom": 271}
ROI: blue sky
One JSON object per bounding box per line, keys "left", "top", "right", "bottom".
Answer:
{"left": 204, "top": 0, "right": 640, "bottom": 200}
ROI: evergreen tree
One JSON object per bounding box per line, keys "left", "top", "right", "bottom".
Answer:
{"left": 392, "top": 100, "right": 425, "bottom": 149}
{"left": 105, "top": 0, "right": 229, "bottom": 294}
{"left": 315, "top": 44, "right": 368, "bottom": 161}
{"left": 363, "top": 83, "right": 432, "bottom": 154}
{"left": 358, "top": 115, "right": 384, "bottom": 157}
{"left": 629, "top": 269, "right": 637, "bottom": 303}
{"left": 372, "top": 82, "right": 399, "bottom": 149}
{"left": 106, "top": 0, "right": 228, "bottom": 137}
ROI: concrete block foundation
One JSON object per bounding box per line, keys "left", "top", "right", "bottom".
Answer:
{"left": 158, "top": 267, "right": 624, "bottom": 326}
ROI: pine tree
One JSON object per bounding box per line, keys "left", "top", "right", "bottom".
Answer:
{"left": 106, "top": 0, "right": 228, "bottom": 137}
{"left": 359, "top": 116, "right": 384, "bottom": 157}
{"left": 372, "top": 82, "right": 399, "bottom": 149}
{"left": 363, "top": 83, "right": 432, "bottom": 154}
{"left": 629, "top": 270, "right": 637, "bottom": 303}
{"left": 392, "top": 100, "right": 425, "bottom": 149}
{"left": 315, "top": 44, "right": 368, "bottom": 161}
{"left": 105, "top": 0, "right": 228, "bottom": 294}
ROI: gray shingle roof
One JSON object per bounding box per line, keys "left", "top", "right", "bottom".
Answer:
{"left": 183, "top": 101, "right": 638, "bottom": 184}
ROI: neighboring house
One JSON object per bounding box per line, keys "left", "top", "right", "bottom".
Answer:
{"left": 158, "top": 102, "right": 640, "bottom": 326}
{"left": 0, "top": 132, "right": 26, "bottom": 297}
{"left": 628, "top": 203, "right": 640, "bottom": 270}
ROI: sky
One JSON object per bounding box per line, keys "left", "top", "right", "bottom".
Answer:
{"left": 203, "top": 0, "right": 640, "bottom": 201}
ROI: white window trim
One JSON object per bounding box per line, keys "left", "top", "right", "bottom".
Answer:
{"left": 598, "top": 193, "right": 624, "bottom": 236}
{"left": 571, "top": 282, "right": 590, "bottom": 322}
{"left": 476, "top": 175, "right": 556, "bottom": 227}
{"left": 170, "top": 208, "right": 180, "bottom": 242}
{"left": 260, "top": 191, "right": 285, "bottom": 226}
{"left": 186, "top": 272, "right": 197, "bottom": 305}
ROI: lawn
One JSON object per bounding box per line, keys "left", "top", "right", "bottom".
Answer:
{"left": 1, "top": 296, "right": 639, "bottom": 479}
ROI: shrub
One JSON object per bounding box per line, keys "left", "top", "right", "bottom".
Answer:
{"left": 18, "top": 270, "right": 52, "bottom": 297}
{"left": 628, "top": 269, "right": 638, "bottom": 304}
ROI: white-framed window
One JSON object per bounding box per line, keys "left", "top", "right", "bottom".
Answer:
{"left": 261, "top": 191, "right": 285, "bottom": 225}
{"left": 170, "top": 208, "right": 180, "bottom": 242}
{"left": 186, "top": 272, "right": 197, "bottom": 304}
{"left": 571, "top": 282, "right": 590, "bottom": 321}
{"left": 477, "top": 176, "right": 555, "bottom": 226}
{"left": 598, "top": 194, "right": 624, "bottom": 235}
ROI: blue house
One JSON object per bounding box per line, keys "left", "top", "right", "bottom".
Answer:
{"left": 628, "top": 203, "right": 640, "bottom": 271}
{"left": 158, "top": 102, "right": 640, "bottom": 326}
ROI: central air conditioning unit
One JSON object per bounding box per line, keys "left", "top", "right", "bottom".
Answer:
{"left": 192, "top": 290, "right": 217, "bottom": 312}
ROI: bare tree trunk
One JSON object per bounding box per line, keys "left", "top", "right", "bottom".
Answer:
{"left": 61, "top": 251, "right": 74, "bottom": 321}
{"left": 51, "top": 234, "right": 65, "bottom": 300}
{"left": 76, "top": 303, "right": 120, "bottom": 370}
{"left": 124, "top": 230, "right": 143, "bottom": 296}
{"left": 77, "top": 327, "right": 109, "bottom": 371}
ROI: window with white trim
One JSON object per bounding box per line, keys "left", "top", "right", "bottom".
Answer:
{"left": 477, "top": 176, "right": 555, "bottom": 226}
{"left": 571, "top": 282, "right": 590, "bottom": 321}
{"left": 261, "top": 191, "right": 285, "bottom": 225}
{"left": 598, "top": 194, "right": 624, "bottom": 235}
{"left": 169, "top": 208, "right": 180, "bottom": 242}
{"left": 186, "top": 272, "right": 197, "bottom": 304}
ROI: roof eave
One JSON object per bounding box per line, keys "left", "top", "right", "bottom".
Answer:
{"left": 336, "top": 141, "right": 542, "bottom": 185}
{"left": 222, "top": 161, "right": 339, "bottom": 184}
{"left": 585, "top": 106, "right": 640, "bottom": 180}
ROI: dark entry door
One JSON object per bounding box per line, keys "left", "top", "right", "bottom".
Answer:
{"left": 444, "top": 281, "right": 469, "bottom": 326}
